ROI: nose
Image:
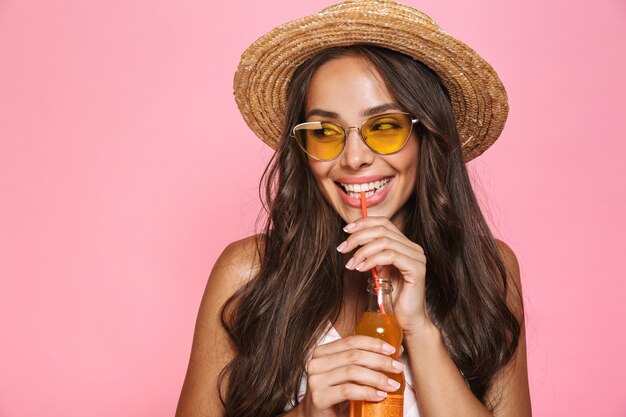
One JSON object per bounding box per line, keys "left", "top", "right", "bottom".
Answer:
{"left": 339, "top": 128, "right": 374, "bottom": 171}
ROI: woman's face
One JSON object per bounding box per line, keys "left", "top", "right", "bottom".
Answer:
{"left": 304, "top": 54, "right": 418, "bottom": 226}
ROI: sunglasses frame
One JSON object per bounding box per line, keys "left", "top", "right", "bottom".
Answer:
{"left": 290, "top": 112, "right": 419, "bottom": 161}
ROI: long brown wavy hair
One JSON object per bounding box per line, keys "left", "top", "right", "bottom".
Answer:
{"left": 219, "top": 45, "right": 522, "bottom": 416}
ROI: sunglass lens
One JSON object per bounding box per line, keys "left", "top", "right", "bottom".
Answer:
{"left": 363, "top": 113, "right": 412, "bottom": 154}
{"left": 293, "top": 122, "right": 344, "bottom": 160}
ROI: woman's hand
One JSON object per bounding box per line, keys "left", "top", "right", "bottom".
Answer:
{"left": 337, "top": 216, "right": 429, "bottom": 335}
{"left": 300, "top": 335, "right": 403, "bottom": 417}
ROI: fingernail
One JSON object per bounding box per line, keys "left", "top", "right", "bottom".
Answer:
{"left": 392, "top": 360, "right": 404, "bottom": 371}
{"left": 355, "top": 261, "right": 366, "bottom": 271}
{"left": 376, "top": 390, "right": 387, "bottom": 398}
{"left": 343, "top": 222, "right": 356, "bottom": 232}
{"left": 336, "top": 241, "right": 347, "bottom": 252}
{"left": 388, "top": 379, "right": 401, "bottom": 390}
{"left": 382, "top": 343, "right": 396, "bottom": 354}
{"left": 345, "top": 258, "right": 355, "bottom": 269}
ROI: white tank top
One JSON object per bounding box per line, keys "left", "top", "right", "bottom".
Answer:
{"left": 284, "top": 324, "right": 421, "bottom": 416}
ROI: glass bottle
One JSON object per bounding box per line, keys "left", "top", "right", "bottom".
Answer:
{"left": 350, "top": 277, "right": 404, "bottom": 417}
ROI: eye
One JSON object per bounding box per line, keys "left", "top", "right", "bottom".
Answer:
{"left": 308, "top": 123, "right": 343, "bottom": 142}
{"left": 371, "top": 122, "right": 401, "bottom": 131}
{"left": 366, "top": 114, "right": 410, "bottom": 136}
{"left": 313, "top": 127, "right": 340, "bottom": 137}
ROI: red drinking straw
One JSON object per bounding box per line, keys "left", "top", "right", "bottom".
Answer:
{"left": 360, "top": 191, "right": 386, "bottom": 314}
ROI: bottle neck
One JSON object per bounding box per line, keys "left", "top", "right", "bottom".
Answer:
{"left": 365, "top": 277, "right": 394, "bottom": 315}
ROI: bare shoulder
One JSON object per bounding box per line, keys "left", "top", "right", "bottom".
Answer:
{"left": 495, "top": 239, "right": 521, "bottom": 285}
{"left": 488, "top": 239, "right": 531, "bottom": 416}
{"left": 175, "top": 234, "right": 264, "bottom": 417}
{"left": 199, "top": 234, "right": 263, "bottom": 315}
{"left": 495, "top": 239, "right": 524, "bottom": 320}
{"left": 212, "top": 234, "right": 263, "bottom": 288}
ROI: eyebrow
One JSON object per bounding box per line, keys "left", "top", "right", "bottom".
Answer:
{"left": 305, "top": 103, "right": 403, "bottom": 120}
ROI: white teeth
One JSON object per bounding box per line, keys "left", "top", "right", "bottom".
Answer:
{"left": 339, "top": 178, "right": 391, "bottom": 197}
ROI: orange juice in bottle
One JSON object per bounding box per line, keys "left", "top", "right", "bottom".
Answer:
{"left": 350, "top": 276, "right": 404, "bottom": 417}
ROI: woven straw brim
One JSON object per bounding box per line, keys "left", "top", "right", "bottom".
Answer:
{"left": 234, "top": 0, "right": 508, "bottom": 161}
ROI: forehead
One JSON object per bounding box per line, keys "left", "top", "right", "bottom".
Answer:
{"left": 304, "top": 55, "right": 398, "bottom": 120}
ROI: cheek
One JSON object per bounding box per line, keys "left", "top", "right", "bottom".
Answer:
{"left": 307, "top": 161, "right": 334, "bottom": 196}
{"left": 395, "top": 141, "right": 419, "bottom": 194}
{"left": 396, "top": 139, "right": 419, "bottom": 173}
{"left": 307, "top": 160, "right": 324, "bottom": 184}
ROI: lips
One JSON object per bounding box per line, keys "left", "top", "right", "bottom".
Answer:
{"left": 335, "top": 176, "right": 394, "bottom": 208}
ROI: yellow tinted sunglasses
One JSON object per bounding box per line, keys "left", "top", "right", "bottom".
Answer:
{"left": 291, "top": 113, "right": 418, "bottom": 161}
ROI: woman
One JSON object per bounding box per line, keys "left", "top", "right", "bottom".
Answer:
{"left": 176, "top": 1, "right": 531, "bottom": 416}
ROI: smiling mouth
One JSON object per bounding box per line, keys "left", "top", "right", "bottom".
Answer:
{"left": 337, "top": 178, "right": 391, "bottom": 199}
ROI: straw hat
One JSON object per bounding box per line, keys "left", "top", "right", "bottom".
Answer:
{"left": 233, "top": 0, "right": 508, "bottom": 161}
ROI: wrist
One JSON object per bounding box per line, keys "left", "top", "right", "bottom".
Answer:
{"left": 403, "top": 317, "right": 442, "bottom": 352}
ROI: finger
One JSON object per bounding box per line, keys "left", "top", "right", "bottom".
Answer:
{"left": 340, "top": 226, "right": 405, "bottom": 253}
{"left": 344, "top": 216, "right": 402, "bottom": 235}
{"left": 343, "top": 216, "right": 416, "bottom": 246}
{"left": 353, "top": 250, "right": 426, "bottom": 282}
{"left": 309, "top": 364, "right": 402, "bottom": 395}
{"left": 339, "top": 225, "right": 424, "bottom": 256}
{"left": 311, "top": 383, "right": 388, "bottom": 409}
{"left": 307, "top": 348, "right": 404, "bottom": 375}
{"left": 346, "top": 236, "right": 423, "bottom": 269}
{"left": 311, "top": 335, "right": 396, "bottom": 359}
{"left": 344, "top": 221, "right": 406, "bottom": 243}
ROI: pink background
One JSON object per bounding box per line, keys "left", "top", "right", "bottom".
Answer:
{"left": 1, "top": 0, "right": 625, "bottom": 415}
